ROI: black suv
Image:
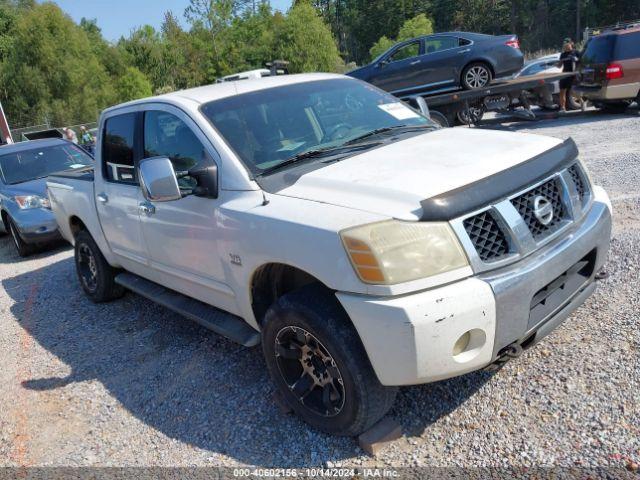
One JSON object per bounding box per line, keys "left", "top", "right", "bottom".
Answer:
{"left": 347, "top": 32, "right": 524, "bottom": 98}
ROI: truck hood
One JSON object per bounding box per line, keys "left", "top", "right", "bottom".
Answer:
{"left": 274, "top": 128, "right": 563, "bottom": 220}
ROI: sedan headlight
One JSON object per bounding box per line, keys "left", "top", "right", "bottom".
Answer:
{"left": 15, "top": 195, "right": 51, "bottom": 210}
{"left": 341, "top": 220, "right": 469, "bottom": 285}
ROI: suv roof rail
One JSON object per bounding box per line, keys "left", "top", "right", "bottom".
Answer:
{"left": 584, "top": 19, "right": 640, "bottom": 40}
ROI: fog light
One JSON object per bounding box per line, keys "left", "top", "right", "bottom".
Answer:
{"left": 453, "top": 332, "right": 471, "bottom": 356}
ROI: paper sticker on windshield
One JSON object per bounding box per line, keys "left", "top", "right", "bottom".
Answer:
{"left": 69, "top": 164, "right": 86, "bottom": 169}
{"left": 378, "top": 102, "right": 420, "bottom": 120}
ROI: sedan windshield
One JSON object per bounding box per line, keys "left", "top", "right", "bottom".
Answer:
{"left": 201, "top": 79, "right": 435, "bottom": 175}
{"left": 0, "top": 143, "right": 93, "bottom": 185}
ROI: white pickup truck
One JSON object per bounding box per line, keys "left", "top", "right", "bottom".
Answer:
{"left": 47, "top": 73, "right": 612, "bottom": 436}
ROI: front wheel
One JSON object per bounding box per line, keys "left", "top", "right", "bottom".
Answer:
{"left": 461, "top": 62, "right": 492, "bottom": 90}
{"left": 262, "top": 284, "right": 397, "bottom": 436}
{"left": 74, "top": 230, "right": 124, "bottom": 303}
{"left": 8, "top": 218, "right": 33, "bottom": 257}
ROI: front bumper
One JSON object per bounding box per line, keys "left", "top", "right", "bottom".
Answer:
{"left": 11, "top": 208, "right": 61, "bottom": 244}
{"left": 336, "top": 188, "right": 612, "bottom": 386}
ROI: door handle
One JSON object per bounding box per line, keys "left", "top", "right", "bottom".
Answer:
{"left": 410, "top": 60, "right": 421, "bottom": 65}
{"left": 138, "top": 202, "right": 156, "bottom": 216}
{"left": 458, "top": 49, "right": 471, "bottom": 54}
{"left": 96, "top": 193, "right": 109, "bottom": 204}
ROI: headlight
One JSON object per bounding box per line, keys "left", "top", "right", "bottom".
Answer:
{"left": 341, "top": 220, "right": 469, "bottom": 285}
{"left": 15, "top": 195, "right": 51, "bottom": 210}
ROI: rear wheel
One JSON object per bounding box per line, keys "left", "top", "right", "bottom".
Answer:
{"left": 262, "top": 284, "right": 397, "bottom": 436}
{"left": 461, "top": 62, "right": 492, "bottom": 90}
{"left": 74, "top": 230, "right": 124, "bottom": 303}
{"left": 597, "top": 100, "right": 632, "bottom": 113}
{"left": 8, "top": 218, "right": 33, "bottom": 257}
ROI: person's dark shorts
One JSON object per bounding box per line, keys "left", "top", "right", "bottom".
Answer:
{"left": 559, "top": 76, "right": 574, "bottom": 90}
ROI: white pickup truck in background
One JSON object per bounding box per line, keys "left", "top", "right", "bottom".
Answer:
{"left": 47, "top": 73, "right": 612, "bottom": 436}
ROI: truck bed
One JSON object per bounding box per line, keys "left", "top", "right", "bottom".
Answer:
{"left": 47, "top": 171, "right": 100, "bottom": 247}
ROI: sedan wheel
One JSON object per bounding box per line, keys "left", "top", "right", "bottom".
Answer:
{"left": 462, "top": 63, "right": 492, "bottom": 90}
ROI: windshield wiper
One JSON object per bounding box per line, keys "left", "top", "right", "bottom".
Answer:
{"left": 342, "top": 124, "right": 433, "bottom": 146}
{"left": 256, "top": 143, "right": 381, "bottom": 177}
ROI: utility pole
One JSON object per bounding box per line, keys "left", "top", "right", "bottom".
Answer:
{"left": 576, "top": 0, "right": 581, "bottom": 43}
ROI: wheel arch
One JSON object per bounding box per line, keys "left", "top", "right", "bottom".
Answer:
{"left": 250, "top": 262, "right": 333, "bottom": 327}
{"left": 69, "top": 215, "right": 88, "bottom": 238}
{"left": 1, "top": 209, "right": 10, "bottom": 232}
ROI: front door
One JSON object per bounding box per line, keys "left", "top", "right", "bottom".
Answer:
{"left": 136, "top": 105, "right": 236, "bottom": 313}
{"left": 95, "top": 112, "right": 148, "bottom": 265}
{"left": 370, "top": 40, "right": 424, "bottom": 93}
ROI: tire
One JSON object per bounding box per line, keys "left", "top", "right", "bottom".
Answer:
{"left": 74, "top": 230, "right": 124, "bottom": 303}
{"left": 8, "top": 218, "right": 33, "bottom": 257}
{"left": 597, "top": 101, "right": 631, "bottom": 113}
{"left": 456, "top": 105, "right": 485, "bottom": 125}
{"left": 262, "top": 284, "right": 398, "bottom": 436}
{"left": 566, "top": 89, "right": 581, "bottom": 110}
{"left": 461, "top": 62, "right": 492, "bottom": 90}
{"left": 429, "top": 110, "right": 450, "bottom": 128}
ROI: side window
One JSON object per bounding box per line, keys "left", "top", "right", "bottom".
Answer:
{"left": 389, "top": 42, "right": 420, "bottom": 62}
{"left": 615, "top": 33, "right": 640, "bottom": 60}
{"left": 103, "top": 113, "right": 137, "bottom": 184}
{"left": 143, "top": 111, "right": 206, "bottom": 192}
{"left": 459, "top": 37, "right": 472, "bottom": 47}
{"left": 424, "top": 36, "right": 458, "bottom": 54}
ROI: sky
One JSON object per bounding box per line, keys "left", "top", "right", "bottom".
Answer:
{"left": 54, "top": 0, "right": 293, "bottom": 41}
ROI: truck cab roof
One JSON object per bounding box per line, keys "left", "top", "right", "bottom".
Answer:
{"left": 104, "top": 73, "right": 346, "bottom": 114}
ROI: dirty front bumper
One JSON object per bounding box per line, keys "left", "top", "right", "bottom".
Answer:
{"left": 336, "top": 189, "right": 612, "bottom": 387}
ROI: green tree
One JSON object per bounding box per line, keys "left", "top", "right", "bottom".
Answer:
{"left": 115, "top": 66, "right": 153, "bottom": 103}
{"left": 0, "top": 2, "right": 113, "bottom": 127}
{"left": 274, "top": 1, "right": 343, "bottom": 73}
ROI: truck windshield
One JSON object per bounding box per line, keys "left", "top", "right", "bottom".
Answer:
{"left": 201, "top": 79, "right": 434, "bottom": 175}
{"left": 581, "top": 35, "right": 615, "bottom": 64}
{"left": 0, "top": 143, "right": 93, "bottom": 185}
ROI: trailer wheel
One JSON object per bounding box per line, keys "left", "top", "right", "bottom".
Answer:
{"left": 429, "top": 110, "right": 450, "bottom": 128}
{"left": 456, "top": 105, "right": 485, "bottom": 125}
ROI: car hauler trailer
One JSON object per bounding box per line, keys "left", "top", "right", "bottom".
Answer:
{"left": 404, "top": 72, "right": 576, "bottom": 127}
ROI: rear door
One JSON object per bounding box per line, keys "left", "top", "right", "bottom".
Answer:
{"left": 416, "top": 35, "right": 465, "bottom": 91}
{"left": 368, "top": 40, "right": 423, "bottom": 93}
{"left": 94, "top": 111, "right": 148, "bottom": 266}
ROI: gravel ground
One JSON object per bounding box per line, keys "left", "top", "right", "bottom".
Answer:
{"left": 0, "top": 107, "right": 638, "bottom": 471}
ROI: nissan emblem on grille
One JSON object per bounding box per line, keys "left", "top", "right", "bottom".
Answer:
{"left": 533, "top": 195, "right": 554, "bottom": 226}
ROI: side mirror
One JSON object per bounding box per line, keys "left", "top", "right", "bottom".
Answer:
{"left": 377, "top": 59, "right": 389, "bottom": 68}
{"left": 189, "top": 162, "right": 218, "bottom": 199}
{"left": 138, "top": 157, "right": 182, "bottom": 202}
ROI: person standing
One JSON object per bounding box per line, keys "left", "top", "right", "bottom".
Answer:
{"left": 558, "top": 39, "right": 580, "bottom": 112}
{"left": 64, "top": 127, "right": 78, "bottom": 144}
{"left": 79, "top": 125, "right": 94, "bottom": 145}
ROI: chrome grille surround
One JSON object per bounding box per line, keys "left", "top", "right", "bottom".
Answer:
{"left": 451, "top": 162, "right": 593, "bottom": 273}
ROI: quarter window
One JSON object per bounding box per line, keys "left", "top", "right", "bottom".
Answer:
{"left": 103, "top": 113, "right": 137, "bottom": 184}
{"left": 143, "top": 111, "right": 207, "bottom": 191}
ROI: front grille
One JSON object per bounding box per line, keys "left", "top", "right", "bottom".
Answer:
{"left": 568, "top": 164, "right": 587, "bottom": 204}
{"left": 463, "top": 211, "right": 510, "bottom": 262}
{"left": 511, "top": 178, "right": 565, "bottom": 240}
